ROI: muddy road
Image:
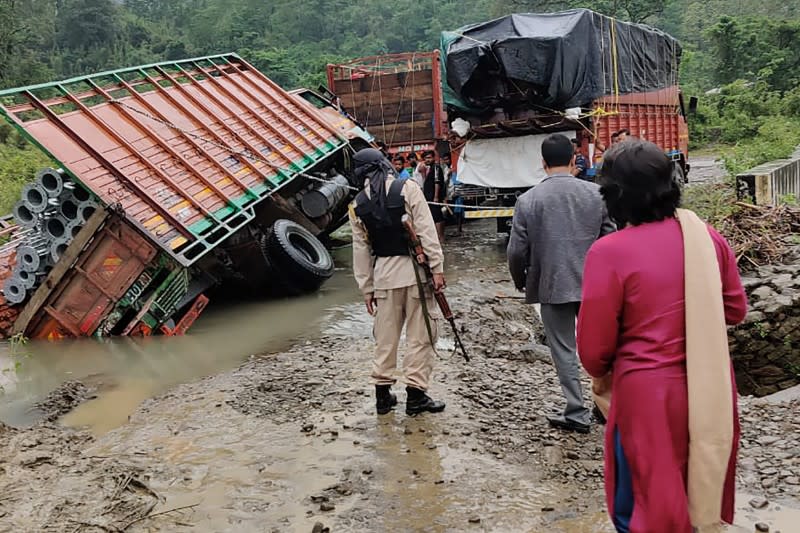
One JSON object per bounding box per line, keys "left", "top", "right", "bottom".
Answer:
{"left": 1, "top": 221, "right": 799, "bottom": 532}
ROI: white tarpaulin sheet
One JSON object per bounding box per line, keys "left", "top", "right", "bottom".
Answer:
{"left": 457, "top": 131, "right": 575, "bottom": 188}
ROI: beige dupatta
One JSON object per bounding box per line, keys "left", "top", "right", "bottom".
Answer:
{"left": 590, "top": 210, "right": 734, "bottom": 531}
{"left": 676, "top": 208, "right": 734, "bottom": 532}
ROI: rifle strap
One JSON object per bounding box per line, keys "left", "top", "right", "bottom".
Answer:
{"left": 411, "top": 258, "right": 438, "bottom": 355}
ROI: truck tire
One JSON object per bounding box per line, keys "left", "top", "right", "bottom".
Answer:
{"left": 672, "top": 162, "right": 687, "bottom": 188}
{"left": 263, "top": 219, "right": 334, "bottom": 293}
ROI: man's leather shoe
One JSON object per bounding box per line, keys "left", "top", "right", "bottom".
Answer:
{"left": 592, "top": 403, "right": 607, "bottom": 425}
{"left": 405, "top": 386, "right": 446, "bottom": 416}
{"left": 375, "top": 384, "right": 398, "bottom": 415}
{"left": 547, "top": 415, "right": 591, "bottom": 434}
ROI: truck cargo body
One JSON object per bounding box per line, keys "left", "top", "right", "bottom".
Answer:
{"left": 330, "top": 11, "right": 691, "bottom": 231}
{"left": 444, "top": 10, "right": 690, "bottom": 229}
{"left": 453, "top": 85, "right": 690, "bottom": 228}
{"left": 326, "top": 52, "right": 448, "bottom": 155}
{"left": 0, "top": 54, "right": 367, "bottom": 340}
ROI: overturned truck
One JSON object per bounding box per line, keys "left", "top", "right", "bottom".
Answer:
{"left": 0, "top": 54, "right": 371, "bottom": 340}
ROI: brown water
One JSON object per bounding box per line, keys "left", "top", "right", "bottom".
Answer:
{"left": 0, "top": 246, "right": 361, "bottom": 431}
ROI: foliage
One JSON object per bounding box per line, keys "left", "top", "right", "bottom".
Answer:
{"left": 681, "top": 181, "right": 737, "bottom": 229}
{"left": 0, "top": 0, "right": 798, "bottom": 206}
{"left": 720, "top": 117, "right": 800, "bottom": 176}
{"left": 501, "top": 0, "right": 670, "bottom": 22}
{"left": 709, "top": 16, "right": 800, "bottom": 92}
{"left": 0, "top": 135, "right": 52, "bottom": 215}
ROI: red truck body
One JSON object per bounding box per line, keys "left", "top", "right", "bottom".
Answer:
{"left": 592, "top": 87, "right": 690, "bottom": 168}
{"left": 328, "top": 53, "right": 689, "bottom": 172}
{"left": 326, "top": 52, "right": 448, "bottom": 155}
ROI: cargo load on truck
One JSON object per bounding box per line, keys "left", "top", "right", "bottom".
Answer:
{"left": 442, "top": 9, "right": 681, "bottom": 113}
{"left": 440, "top": 9, "right": 689, "bottom": 232}
{"left": 326, "top": 52, "right": 448, "bottom": 155}
{"left": 0, "top": 54, "right": 367, "bottom": 340}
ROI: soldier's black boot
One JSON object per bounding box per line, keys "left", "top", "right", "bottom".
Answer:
{"left": 405, "top": 387, "right": 446, "bottom": 416}
{"left": 375, "top": 385, "right": 398, "bottom": 415}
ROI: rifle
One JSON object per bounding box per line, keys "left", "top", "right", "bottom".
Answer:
{"left": 401, "top": 214, "right": 469, "bottom": 362}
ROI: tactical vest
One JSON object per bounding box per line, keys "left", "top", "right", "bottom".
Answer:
{"left": 353, "top": 179, "right": 409, "bottom": 257}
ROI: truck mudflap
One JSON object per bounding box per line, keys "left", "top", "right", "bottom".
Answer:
{"left": 160, "top": 295, "right": 210, "bottom": 336}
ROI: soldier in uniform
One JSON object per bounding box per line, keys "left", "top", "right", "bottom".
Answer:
{"left": 349, "top": 148, "right": 447, "bottom": 416}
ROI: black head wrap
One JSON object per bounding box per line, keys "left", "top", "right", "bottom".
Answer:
{"left": 353, "top": 147, "right": 395, "bottom": 211}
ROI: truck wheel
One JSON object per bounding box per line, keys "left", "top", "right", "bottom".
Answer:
{"left": 263, "top": 219, "right": 334, "bottom": 293}
{"left": 672, "top": 162, "right": 686, "bottom": 188}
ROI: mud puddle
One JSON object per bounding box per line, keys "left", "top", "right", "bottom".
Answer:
{"left": 77, "top": 342, "right": 614, "bottom": 532}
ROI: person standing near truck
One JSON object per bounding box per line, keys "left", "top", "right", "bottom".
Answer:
{"left": 416, "top": 150, "right": 447, "bottom": 243}
{"left": 572, "top": 138, "right": 589, "bottom": 181}
{"left": 349, "top": 148, "right": 447, "bottom": 417}
{"left": 392, "top": 155, "right": 411, "bottom": 180}
{"left": 507, "top": 133, "right": 616, "bottom": 434}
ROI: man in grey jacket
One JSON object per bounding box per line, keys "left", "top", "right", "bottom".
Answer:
{"left": 507, "top": 133, "right": 615, "bottom": 433}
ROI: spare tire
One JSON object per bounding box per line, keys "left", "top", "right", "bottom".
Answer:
{"left": 263, "top": 219, "right": 334, "bottom": 293}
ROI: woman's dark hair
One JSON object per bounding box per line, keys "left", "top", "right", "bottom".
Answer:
{"left": 598, "top": 139, "right": 681, "bottom": 227}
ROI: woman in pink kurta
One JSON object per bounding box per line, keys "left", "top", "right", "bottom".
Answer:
{"left": 576, "top": 141, "right": 748, "bottom": 533}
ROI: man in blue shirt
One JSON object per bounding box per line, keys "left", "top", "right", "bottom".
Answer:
{"left": 392, "top": 154, "right": 411, "bottom": 180}
{"left": 572, "top": 138, "right": 590, "bottom": 181}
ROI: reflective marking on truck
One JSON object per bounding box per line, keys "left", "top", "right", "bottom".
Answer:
{"left": 464, "top": 208, "right": 515, "bottom": 219}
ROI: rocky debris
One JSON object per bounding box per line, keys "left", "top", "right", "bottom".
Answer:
{"left": 749, "top": 498, "right": 769, "bottom": 509}
{"left": 311, "top": 522, "right": 330, "bottom": 533}
{"left": 0, "top": 423, "right": 166, "bottom": 531}
{"left": 227, "top": 337, "right": 354, "bottom": 424}
{"left": 33, "top": 380, "right": 95, "bottom": 422}
{"left": 719, "top": 202, "right": 800, "bottom": 271}
{"left": 737, "top": 396, "right": 800, "bottom": 500}
{"left": 731, "top": 262, "right": 800, "bottom": 396}
{"left": 458, "top": 290, "right": 545, "bottom": 359}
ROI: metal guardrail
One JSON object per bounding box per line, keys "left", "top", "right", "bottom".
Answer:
{"left": 736, "top": 157, "right": 800, "bottom": 205}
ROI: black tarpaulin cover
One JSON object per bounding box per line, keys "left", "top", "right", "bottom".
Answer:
{"left": 442, "top": 9, "right": 682, "bottom": 112}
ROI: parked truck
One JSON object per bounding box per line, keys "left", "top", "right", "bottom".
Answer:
{"left": 0, "top": 53, "right": 372, "bottom": 340}
{"left": 442, "top": 9, "right": 691, "bottom": 232}
{"left": 326, "top": 52, "right": 449, "bottom": 156}
{"left": 329, "top": 9, "right": 692, "bottom": 232}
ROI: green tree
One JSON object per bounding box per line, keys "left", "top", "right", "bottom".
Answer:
{"left": 57, "top": 0, "right": 121, "bottom": 49}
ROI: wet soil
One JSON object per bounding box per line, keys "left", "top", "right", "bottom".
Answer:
{"left": 34, "top": 380, "right": 96, "bottom": 423}
{"left": 0, "top": 225, "right": 798, "bottom": 532}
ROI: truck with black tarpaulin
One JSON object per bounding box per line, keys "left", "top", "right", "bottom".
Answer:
{"left": 442, "top": 9, "right": 691, "bottom": 232}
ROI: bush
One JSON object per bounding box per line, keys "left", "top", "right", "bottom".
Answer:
{"left": 0, "top": 141, "right": 52, "bottom": 216}
{"left": 720, "top": 116, "right": 800, "bottom": 175}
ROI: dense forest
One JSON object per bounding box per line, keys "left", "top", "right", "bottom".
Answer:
{"left": 1, "top": 0, "right": 800, "bottom": 211}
